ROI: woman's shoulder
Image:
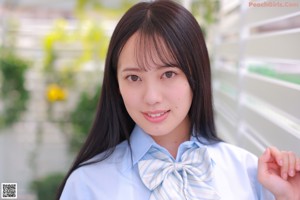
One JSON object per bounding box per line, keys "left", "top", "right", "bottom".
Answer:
{"left": 69, "top": 141, "right": 131, "bottom": 181}
{"left": 205, "top": 142, "right": 275, "bottom": 199}
{"left": 207, "top": 141, "right": 259, "bottom": 167}
{"left": 61, "top": 140, "right": 133, "bottom": 199}
{"left": 203, "top": 142, "right": 274, "bottom": 199}
{"left": 88, "top": 140, "right": 131, "bottom": 164}
{"left": 78, "top": 140, "right": 132, "bottom": 173}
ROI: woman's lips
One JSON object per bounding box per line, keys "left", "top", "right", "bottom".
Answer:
{"left": 143, "top": 110, "right": 170, "bottom": 123}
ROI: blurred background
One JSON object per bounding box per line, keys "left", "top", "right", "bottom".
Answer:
{"left": 0, "top": 0, "right": 299, "bottom": 199}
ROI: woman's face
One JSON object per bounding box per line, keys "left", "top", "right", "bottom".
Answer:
{"left": 117, "top": 33, "right": 193, "bottom": 142}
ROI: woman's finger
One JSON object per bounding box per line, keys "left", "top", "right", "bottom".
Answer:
{"left": 269, "top": 146, "right": 282, "bottom": 166}
{"left": 288, "top": 151, "right": 295, "bottom": 177}
{"left": 280, "top": 151, "right": 289, "bottom": 180}
{"left": 296, "top": 156, "right": 300, "bottom": 171}
{"left": 257, "top": 148, "right": 271, "bottom": 184}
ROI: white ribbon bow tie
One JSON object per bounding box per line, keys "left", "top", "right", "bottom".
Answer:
{"left": 138, "top": 146, "right": 220, "bottom": 200}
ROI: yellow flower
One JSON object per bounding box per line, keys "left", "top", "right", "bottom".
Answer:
{"left": 46, "top": 84, "right": 67, "bottom": 102}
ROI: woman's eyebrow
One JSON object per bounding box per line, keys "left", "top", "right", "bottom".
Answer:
{"left": 120, "top": 67, "right": 142, "bottom": 73}
{"left": 120, "top": 64, "right": 177, "bottom": 73}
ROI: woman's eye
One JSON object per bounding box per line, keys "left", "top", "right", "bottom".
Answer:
{"left": 163, "top": 71, "right": 176, "bottom": 79}
{"left": 127, "top": 75, "right": 140, "bottom": 82}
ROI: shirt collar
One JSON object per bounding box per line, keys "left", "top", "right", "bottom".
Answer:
{"left": 130, "top": 125, "right": 156, "bottom": 166}
{"left": 129, "top": 125, "right": 215, "bottom": 165}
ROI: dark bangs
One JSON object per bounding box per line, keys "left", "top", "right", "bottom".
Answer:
{"left": 133, "top": 31, "right": 180, "bottom": 71}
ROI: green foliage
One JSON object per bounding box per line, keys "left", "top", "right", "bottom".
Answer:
{"left": 191, "top": 0, "right": 219, "bottom": 24}
{"left": 31, "top": 172, "right": 65, "bottom": 200}
{"left": 41, "top": 0, "right": 119, "bottom": 153}
{"left": 42, "top": 19, "right": 109, "bottom": 88}
{"left": 191, "top": 0, "right": 220, "bottom": 36}
{"left": 0, "top": 52, "right": 30, "bottom": 128}
{"left": 75, "top": 0, "right": 135, "bottom": 17}
{"left": 69, "top": 84, "right": 101, "bottom": 152}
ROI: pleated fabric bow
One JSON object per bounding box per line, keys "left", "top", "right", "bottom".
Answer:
{"left": 138, "top": 146, "right": 220, "bottom": 200}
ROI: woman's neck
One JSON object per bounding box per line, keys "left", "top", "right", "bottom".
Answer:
{"left": 152, "top": 131, "right": 190, "bottom": 159}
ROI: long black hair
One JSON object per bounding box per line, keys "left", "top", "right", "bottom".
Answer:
{"left": 57, "top": 0, "right": 221, "bottom": 198}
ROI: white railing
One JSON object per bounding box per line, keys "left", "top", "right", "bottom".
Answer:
{"left": 209, "top": 1, "right": 300, "bottom": 156}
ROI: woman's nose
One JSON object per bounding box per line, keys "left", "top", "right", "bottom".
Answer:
{"left": 143, "top": 82, "right": 162, "bottom": 105}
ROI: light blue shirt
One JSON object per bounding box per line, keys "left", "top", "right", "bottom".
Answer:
{"left": 61, "top": 125, "right": 275, "bottom": 200}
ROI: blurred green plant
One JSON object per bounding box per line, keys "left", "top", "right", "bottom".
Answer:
{"left": 0, "top": 53, "right": 30, "bottom": 128}
{"left": 69, "top": 84, "right": 101, "bottom": 152}
{"left": 75, "top": 0, "right": 135, "bottom": 17}
{"left": 41, "top": 0, "right": 134, "bottom": 153}
{"left": 42, "top": 17, "right": 108, "bottom": 152}
{"left": 0, "top": 17, "right": 30, "bottom": 129}
{"left": 191, "top": 0, "right": 220, "bottom": 36}
{"left": 43, "top": 19, "right": 108, "bottom": 87}
{"left": 30, "top": 172, "right": 65, "bottom": 200}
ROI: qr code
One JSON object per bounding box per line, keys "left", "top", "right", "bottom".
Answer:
{"left": 1, "top": 183, "right": 17, "bottom": 199}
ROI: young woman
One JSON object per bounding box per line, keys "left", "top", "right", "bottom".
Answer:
{"left": 57, "top": 1, "right": 300, "bottom": 199}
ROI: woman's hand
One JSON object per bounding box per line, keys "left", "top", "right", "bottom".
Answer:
{"left": 258, "top": 147, "right": 300, "bottom": 200}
